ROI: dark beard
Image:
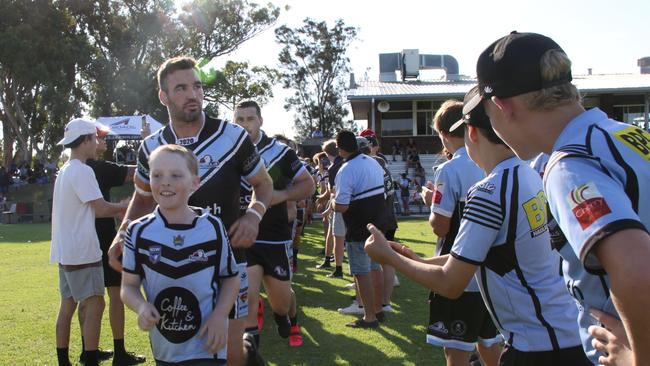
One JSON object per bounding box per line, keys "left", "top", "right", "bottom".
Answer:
{"left": 173, "top": 108, "right": 202, "bottom": 123}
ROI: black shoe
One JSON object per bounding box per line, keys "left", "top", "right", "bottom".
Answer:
{"left": 345, "top": 318, "right": 379, "bottom": 329}
{"left": 112, "top": 351, "right": 146, "bottom": 366}
{"left": 80, "top": 348, "right": 113, "bottom": 363}
{"left": 327, "top": 268, "right": 343, "bottom": 278}
{"left": 316, "top": 260, "right": 332, "bottom": 269}
{"left": 276, "top": 317, "right": 291, "bottom": 339}
{"left": 375, "top": 311, "right": 386, "bottom": 323}
{"left": 243, "top": 333, "right": 265, "bottom": 366}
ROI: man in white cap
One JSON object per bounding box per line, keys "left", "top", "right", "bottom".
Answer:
{"left": 51, "top": 118, "right": 128, "bottom": 366}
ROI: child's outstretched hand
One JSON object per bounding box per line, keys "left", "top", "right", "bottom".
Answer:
{"left": 365, "top": 224, "right": 398, "bottom": 265}
{"left": 199, "top": 312, "right": 227, "bottom": 354}
{"left": 137, "top": 302, "right": 160, "bottom": 331}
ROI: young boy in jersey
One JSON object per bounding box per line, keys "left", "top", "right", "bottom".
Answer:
{"left": 365, "top": 87, "right": 591, "bottom": 365}
{"left": 422, "top": 100, "right": 501, "bottom": 366}
{"left": 464, "top": 31, "right": 650, "bottom": 365}
{"left": 51, "top": 118, "right": 128, "bottom": 366}
{"left": 121, "top": 145, "right": 240, "bottom": 365}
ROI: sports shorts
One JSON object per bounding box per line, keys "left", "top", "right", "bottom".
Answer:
{"left": 229, "top": 262, "right": 249, "bottom": 319}
{"left": 59, "top": 263, "right": 104, "bottom": 302}
{"left": 246, "top": 242, "right": 292, "bottom": 281}
{"left": 99, "top": 234, "right": 121, "bottom": 287}
{"left": 346, "top": 241, "right": 380, "bottom": 275}
{"left": 331, "top": 211, "right": 346, "bottom": 237}
{"left": 499, "top": 344, "right": 591, "bottom": 366}
{"left": 426, "top": 291, "right": 502, "bottom": 351}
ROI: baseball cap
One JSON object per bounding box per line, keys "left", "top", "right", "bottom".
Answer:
{"left": 450, "top": 86, "right": 492, "bottom": 132}
{"left": 356, "top": 136, "right": 370, "bottom": 151}
{"left": 57, "top": 118, "right": 98, "bottom": 145}
{"left": 463, "top": 31, "right": 572, "bottom": 116}
{"left": 360, "top": 128, "right": 376, "bottom": 137}
{"left": 364, "top": 135, "right": 378, "bottom": 147}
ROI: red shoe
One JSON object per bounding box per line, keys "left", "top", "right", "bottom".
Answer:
{"left": 257, "top": 298, "right": 264, "bottom": 331}
{"left": 289, "top": 324, "right": 303, "bottom": 347}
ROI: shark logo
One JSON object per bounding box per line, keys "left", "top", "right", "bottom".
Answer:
{"left": 189, "top": 249, "right": 208, "bottom": 262}
{"left": 199, "top": 155, "right": 219, "bottom": 168}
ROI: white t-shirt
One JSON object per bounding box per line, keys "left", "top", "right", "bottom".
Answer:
{"left": 50, "top": 159, "right": 103, "bottom": 265}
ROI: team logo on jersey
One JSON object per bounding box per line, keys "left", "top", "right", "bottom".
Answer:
{"left": 173, "top": 235, "right": 184, "bottom": 247}
{"left": 428, "top": 321, "right": 448, "bottom": 334}
{"left": 148, "top": 245, "right": 162, "bottom": 264}
{"left": 613, "top": 126, "right": 650, "bottom": 162}
{"left": 189, "top": 249, "right": 208, "bottom": 262}
{"left": 450, "top": 320, "right": 467, "bottom": 336}
{"left": 198, "top": 154, "right": 219, "bottom": 168}
{"left": 476, "top": 182, "right": 495, "bottom": 194}
{"left": 433, "top": 183, "right": 443, "bottom": 205}
{"left": 154, "top": 287, "right": 201, "bottom": 343}
{"left": 523, "top": 191, "right": 548, "bottom": 237}
{"left": 567, "top": 182, "right": 611, "bottom": 229}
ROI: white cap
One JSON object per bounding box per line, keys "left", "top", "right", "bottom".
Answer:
{"left": 57, "top": 118, "right": 97, "bottom": 146}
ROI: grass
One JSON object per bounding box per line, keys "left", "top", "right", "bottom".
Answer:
{"left": 0, "top": 219, "right": 446, "bottom": 365}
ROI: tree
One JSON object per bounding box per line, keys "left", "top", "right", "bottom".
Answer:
{"left": 275, "top": 18, "right": 358, "bottom": 140}
{"left": 200, "top": 60, "right": 279, "bottom": 113}
{"left": 180, "top": 0, "right": 282, "bottom": 59}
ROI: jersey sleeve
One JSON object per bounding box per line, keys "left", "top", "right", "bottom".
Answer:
{"left": 451, "top": 185, "right": 503, "bottom": 264}
{"left": 122, "top": 222, "right": 142, "bottom": 276}
{"left": 214, "top": 218, "right": 239, "bottom": 278}
{"left": 545, "top": 157, "right": 646, "bottom": 270}
{"left": 334, "top": 166, "right": 353, "bottom": 205}
{"left": 237, "top": 133, "right": 263, "bottom": 181}
{"left": 134, "top": 139, "right": 152, "bottom": 196}
{"left": 430, "top": 164, "right": 458, "bottom": 217}
{"left": 72, "top": 165, "right": 103, "bottom": 203}
{"left": 280, "top": 148, "right": 306, "bottom": 182}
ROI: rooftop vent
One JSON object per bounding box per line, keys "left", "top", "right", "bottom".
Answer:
{"left": 638, "top": 57, "right": 650, "bottom": 74}
{"left": 379, "top": 50, "right": 460, "bottom": 82}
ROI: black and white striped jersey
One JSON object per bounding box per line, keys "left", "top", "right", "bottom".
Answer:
{"left": 122, "top": 207, "right": 238, "bottom": 363}
{"left": 451, "top": 157, "right": 581, "bottom": 352}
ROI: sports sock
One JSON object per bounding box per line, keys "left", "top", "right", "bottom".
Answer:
{"left": 273, "top": 312, "right": 291, "bottom": 338}
{"left": 244, "top": 326, "right": 260, "bottom": 348}
{"left": 84, "top": 350, "right": 99, "bottom": 366}
{"left": 56, "top": 347, "right": 71, "bottom": 366}
{"left": 113, "top": 338, "right": 126, "bottom": 355}
{"left": 290, "top": 315, "right": 298, "bottom": 327}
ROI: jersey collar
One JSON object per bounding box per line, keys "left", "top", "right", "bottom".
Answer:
{"left": 552, "top": 108, "right": 607, "bottom": 152}
{"left": 452, "top": 147, "right": 469, "bottom": 159}
{"left": 169, "top": 112, "right": 206, "bottom": 146}
{"left": 492, "top": 156, "right": 521, "bottom": 173}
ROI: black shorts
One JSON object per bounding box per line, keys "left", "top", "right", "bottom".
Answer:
{"left": 246, "top": 243, "right": 292, "bottom": 281}
{"left": 499, "top": 344, "right": 591, "bottom": 366}
{"left": 99, "top": 234, "right": 121, "bottom": 288}
{"left": 385, "top": 228, "right": 396, "bottom": 241}
{"left": 427, "top": 291, "right": 501, "bottom": 351}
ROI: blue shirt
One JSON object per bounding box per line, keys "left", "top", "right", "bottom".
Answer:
{"left": 451, "top": 157, "right": 581, "bottom": 352}
{"left": 431, "top": 147, "right": 484, "bottom": 292}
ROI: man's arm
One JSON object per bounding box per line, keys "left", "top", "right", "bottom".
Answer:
{"left": 123, "top": 166, "right": 136, "bottom": 183}
{"left": 595, "top": 228, "right": 650, "bottom": 365}
{"left": 332, "top": 201, "right": 348, "bottom": 213}
{"left": 429, "top": 212, "right": 451, "bottom": 238}
{"left": 229, "top": 167, "right": 272, "bottom": 248}
{"left": 89, "top": 198, "right": 128, "bottom": 218}
{"left": 270, "top": 169, "right": 315, "bottom": 205}
{"left": 365, "top": 224, "right": 475, "bottom": 299}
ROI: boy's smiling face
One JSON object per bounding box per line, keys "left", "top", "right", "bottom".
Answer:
{"left": 149, "top": 151, "right": 199, "bottom": 211}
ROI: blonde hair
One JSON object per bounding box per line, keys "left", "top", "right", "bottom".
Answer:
{"left": 149, "top": 144, "right": 199, "bottom": 176}
{"left": 322, "top": 139, "right": 338, "bottom": 157}
{"left": 523, "top": 49, "right": 581, "bottom": 111}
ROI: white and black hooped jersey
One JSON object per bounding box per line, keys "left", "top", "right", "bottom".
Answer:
{"left": 122, "top": 207, "right": 238, "bottom": 363}
{"left": 431, "top": 147, "right": 484, "bottom": 292}
{"left": 542, "top": 108, "right": 650, "bottom": 362}
{"left": 451, "top": 157, "right": 581, "bottom": 352}
{"left": 239, "top": 131, "right": 306, "bottom": 244}
{"left": 135, "top": 115, "right": 263, "bottom": 261}
{"left": 334, "top": 152, "right": 387, "bottom": 241}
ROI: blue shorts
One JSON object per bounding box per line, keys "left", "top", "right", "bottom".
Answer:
{"left": 346, "top": 241, "right": 380, "bottom": 275}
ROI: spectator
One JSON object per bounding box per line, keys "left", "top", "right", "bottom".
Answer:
{"left": 398, "top": 173, "right": 411, "bottom": 215}
{"left": 406, "top": 138, "right": 417, "bottom": 156}
{"left": 391, "top": 140, "right": 403, "bottom": 162}
{"left": 413, "top": 162, "right": 425, "bottom": 186}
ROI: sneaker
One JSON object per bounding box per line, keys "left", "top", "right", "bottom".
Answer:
{"left": 327, "top": 268, "right": 343, "bottom": 278}
{"left": 289, "top": 325, "right": 303, "bottom": 347}
{"left": 345, "top": 282, "right": 356, "bottom": 290}
{"left": 79, "top": 348, "right": 113, "bottom": 363}
{"left": 112, "top": 351, "right": 146, "bottom": 366}
{"left": 375, "top": 311, "right": 386, "bottom": 323}
{"left": 257, "top": 298, "right": 264, "bottom": 331}
{"left": 393, "top": 275, "right": 400, "bottom": 287}
{"left": 345, "top": 318, "right": 379, "bottom": 329}
{"left": 243, "top": 333, "right": 265, "bottom": 366}
{"left": 337, "top": 302, "right": 364, "bottom": 315}
{"left": 316, "top": 259, "right": 332, "bottom": 269}
{"left": 275, "top": 315, "right": 291, "bottom": 339}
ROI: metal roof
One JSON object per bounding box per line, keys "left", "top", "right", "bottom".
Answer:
{"left": 347, "top": 73, "right": 650, "bottom": 100}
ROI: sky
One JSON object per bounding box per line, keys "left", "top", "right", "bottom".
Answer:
{"left": 203, "top": 0, "right": 650, "bottom": 139}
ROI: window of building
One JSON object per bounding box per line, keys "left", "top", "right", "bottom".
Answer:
{"left": 380, "top": 100, "right": 441, "bottom": 136}
{"left": 613, "top": 104, "right": 645, "bottom": 124}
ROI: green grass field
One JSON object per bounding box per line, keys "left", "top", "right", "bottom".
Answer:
{"left": 0, "top": 219, "right": 447, "bottom": 365}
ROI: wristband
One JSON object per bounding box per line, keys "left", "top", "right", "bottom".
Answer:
{"left": 246, "top": 207, "right": 263, "bottom": 221}
{"left": 251, "top": 200, "right": 267, "bottom": 213}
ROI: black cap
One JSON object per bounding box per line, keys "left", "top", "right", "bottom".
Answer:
{"left": 450, "top": 86, "right": 492, "bottom": 132}
{"left": 463, "top": 31, "right": 572, "bottom": 115}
